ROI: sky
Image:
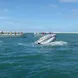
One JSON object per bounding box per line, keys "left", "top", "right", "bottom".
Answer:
{"left": 0, "top": 0, "right": 78, "bottom": 32}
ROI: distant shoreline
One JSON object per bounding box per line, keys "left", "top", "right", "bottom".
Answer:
{"left": 1, "top": 31, "right": 78, "bottom": 34}
{"left": 54, "top": 32, "right": 78, "bottom": 34}
{"left": 33, "top": 32, "right": 78, "bottom": 34}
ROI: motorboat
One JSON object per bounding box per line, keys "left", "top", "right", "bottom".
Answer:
{"left": 35, "top": 34, "right": 56, "bottom": 44}
{"left": 0, "top": 31, "right": 24, "bottom": 37}
{"left": 35, "top": 34, "right": 67, "bottom": 46}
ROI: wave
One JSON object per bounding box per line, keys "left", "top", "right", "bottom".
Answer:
{"left": 17, "top": 42, "right": 35, "bottom": 47}
{"left": 0, "top": 40, "right": 3, "bottom": 46}
{"left": 0, "top": 40, "right": 3, "bottom": 43}
{"left": 17, "top": 43, "right": 24, "bottom": 46}
{"left": 17, "top": 41, "right": 67, "bottom": 47}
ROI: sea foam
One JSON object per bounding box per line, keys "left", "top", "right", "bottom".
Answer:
{"left": 40, "top": 41, "right": 67, "bottom": 46}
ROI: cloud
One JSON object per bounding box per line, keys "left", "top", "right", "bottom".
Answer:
{"left": 0, "top": 16, "right": 23, "bottom": 26}
{"left": 60, "top": 0, "right": 78, "bottom": 2}
{"left": 0, "top": 16, "right": 9, "bottom": 20}
{"left": 72, "top": 9, "right": 78, "bottom": 12}
{"left": 2, "top": 19, "right": 29, "bottom": 27}
{"left": 0, "top": 8, "right": 8, "bottom": 13}
{"left": 3, "top": 20, "right": 24, "bottom": 26}
{"left": 49, "top": 4, "right": 58, "bottom": 8}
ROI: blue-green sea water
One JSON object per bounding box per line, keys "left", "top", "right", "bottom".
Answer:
{"left": 0, "top": 33, "right": 78, "bottom": 78}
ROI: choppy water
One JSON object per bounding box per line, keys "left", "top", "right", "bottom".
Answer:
{"left": 0, "top": 33, "right": 78, "bottom": 78}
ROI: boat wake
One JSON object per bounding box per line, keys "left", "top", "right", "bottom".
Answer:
{"left": 41, "top": 41, "right": 67, "bottom": 46}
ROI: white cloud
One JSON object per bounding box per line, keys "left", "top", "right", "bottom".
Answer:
{"left": 60, "top": 0, "right": 78, "bottom": 2}
{"left": 72, "top": 9, "right": 78, "bottom": 12}
{"left": 3, "top": 21, "right": 23, "bottom": 26}
{"left": 0, "top": 8, "right": 8, "bottom": 13}
{"left": 0, "top": 16, "right": 9, "bottom": 20}
{"left": 49, "top": 4, "right": 58, "bottom": 8}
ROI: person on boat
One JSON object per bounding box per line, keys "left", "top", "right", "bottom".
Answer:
{"left": 10, "top": 32, "right": 12, "bottom": 35}
{"left": 1, "top": 31, "right": 4, "bottom": 34}
{"left": 14, "top": 32, "right": 16, "bottom": 35}
{"left": 20, "top": 32, "right": 23, "bottom": 35}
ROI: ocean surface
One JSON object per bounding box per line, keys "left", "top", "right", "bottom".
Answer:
{"left": 0, "top": 33, "right": 78, "bottom": 78}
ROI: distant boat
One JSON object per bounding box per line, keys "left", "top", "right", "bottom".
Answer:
{"left": 0, "top": 31, "right": 24, "bottom": 37}
{"left": 34, "top": 32, "right": 55, "bottom": 36}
